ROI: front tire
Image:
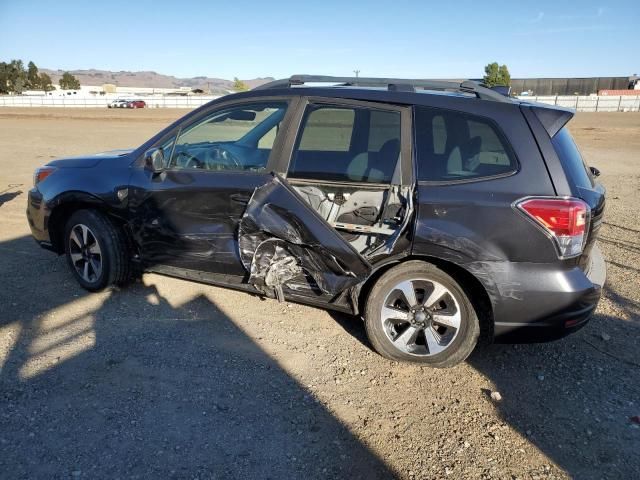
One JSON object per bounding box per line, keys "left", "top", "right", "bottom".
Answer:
{"left": 64, "top": 210, "right": 130, "bottom": 291}
{"left": 364, "top": 261, "right": 479, "bottom": 368}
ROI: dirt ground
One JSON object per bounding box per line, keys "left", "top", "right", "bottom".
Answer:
{"left": 0, "top": 108, "right": 638, "bottom": 480}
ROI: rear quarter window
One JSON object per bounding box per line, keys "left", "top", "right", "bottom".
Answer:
{"left": 551, "top": 128, "right": 595, "bottom": 189}
{"left": 414, "top": 106, "right": 518, "bottom": 182}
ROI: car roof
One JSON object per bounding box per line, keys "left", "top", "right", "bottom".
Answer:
{"left": 227, "top": 86, "right": 521, "bottom": 113}
{"left": 222, "top": 74, "right": 525, "bottom": 111}
{"left": 219, "top": 80, "right": 573, "bottom": 139}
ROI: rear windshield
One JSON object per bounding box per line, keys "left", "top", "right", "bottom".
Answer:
{"left": 551, "top": 128, "right": 594, "bottom": 188}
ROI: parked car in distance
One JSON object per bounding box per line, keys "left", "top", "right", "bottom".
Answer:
{"left": 27, "top": 75, "right": 606, "bottom": 367}
{"left": 108, "top": 99, "right": 130, "bottom": 108}
{"left": 126, "top": 100, "right": 146, "bottom": 109}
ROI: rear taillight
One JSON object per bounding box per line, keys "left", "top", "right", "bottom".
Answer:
{"left": 33, "top": 166, "right": 57, "bottom": 186}
{"left": 516, "top": 197, "right": 590, "bottom": 258}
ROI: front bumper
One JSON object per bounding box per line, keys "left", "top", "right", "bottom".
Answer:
{"left": 492, "top": 245, "right": 606, "bottom": 343}
{"left": 27, "top": 187, "right": 55, "bottom": 250}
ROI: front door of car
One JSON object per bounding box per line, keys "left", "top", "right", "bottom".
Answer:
{"left": 127, "top": 98, "right": 296, "bottom": 277}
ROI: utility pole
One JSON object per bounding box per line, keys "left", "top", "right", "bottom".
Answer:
{"left": 354, "top": 69, "right": 360, "bottom": 79}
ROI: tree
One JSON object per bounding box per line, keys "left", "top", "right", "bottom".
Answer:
{"left": 6, "top": 59, "right": 27, "bottom": 93}
{"left": 0, "top": 62, "right": 9, "bottom": 94}
{"left": 27, "top": 61, "right": 40, "bottom": 89}
{"left": 59, "top": 71, "right": 80, "bottom": 90}
{"left": 13, "top": 77, "right": 25, "bottom": 94}
{"left": 0, "top": 59, "right": 47, "bottom": 93}
{"left": 233, "top": 77, "right": 249, "bottom": 92}
{"left": 39, "top": 72, "right": 54, "bottom": 92}
{"left": 483, "top": 62, "right": 511, "bottom": 87}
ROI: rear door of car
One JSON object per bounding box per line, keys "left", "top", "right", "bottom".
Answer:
{"left": 237, "top": 96, "right": 415, "bottom": 304}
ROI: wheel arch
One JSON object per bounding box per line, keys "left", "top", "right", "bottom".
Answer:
{"left": 356, "top": 255, "right": 494, "bottom": 340}
{"left": 47, "top": 192, "right": 127, "bottom": 254}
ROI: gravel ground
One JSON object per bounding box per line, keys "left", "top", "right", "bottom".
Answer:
{"left": 0, "top": 108, "right": 638, "bottom": 479}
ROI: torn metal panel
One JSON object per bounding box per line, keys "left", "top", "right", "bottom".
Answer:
{"left": 364, "top": 184, "right": 414, "bottom": 259}
{"left": 239, "top": 174, "right": 372, "bottom": 297}
{"left": 246, "top": 238, "right": 302, "bottom": 301}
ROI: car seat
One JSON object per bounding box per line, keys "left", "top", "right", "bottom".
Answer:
{"left": 346, "top": 138, "right": 400, "bottom": 182}
{"left": 447, "top": 136, "right": 481, "bottom": 176}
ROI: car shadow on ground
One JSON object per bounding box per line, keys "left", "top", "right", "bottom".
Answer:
{"left": 329, "top": 272, "right": 640, "bottom": 479}
{"left": 2, "top": 234, "right": 639, "bottom": 479}
{"left": 0, "top": 235, "right": 394, "bottom": 479}
{"left": 467, "top": 252, "right": 640, "bottom": 478}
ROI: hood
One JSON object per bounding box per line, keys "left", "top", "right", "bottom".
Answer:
{"left": 47, "top": 149, "right": 134, "bottom": 168}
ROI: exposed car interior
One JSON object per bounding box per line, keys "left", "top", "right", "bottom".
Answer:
{"left": 287, "top": 105, "right": 410, "bottom": 256}
{"left": 160, "top": 101, "right": 412, "bottom": 257}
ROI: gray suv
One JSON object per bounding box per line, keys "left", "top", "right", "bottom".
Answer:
{"left": 27, "top": 75, "right": 606, "bottom": 367}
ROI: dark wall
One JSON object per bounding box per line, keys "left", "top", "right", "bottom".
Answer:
{"left": 510, "top": 77, "right": 630, "bottom": 96}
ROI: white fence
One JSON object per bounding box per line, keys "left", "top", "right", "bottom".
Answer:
{"left": 516, "top": 95, "right": 640, "bottom": 112}
{"left": 0, "top": 95, "right": 221, "bottom": 108}
{"left": 1, "top": 93, "right": 639, "bottom": 112}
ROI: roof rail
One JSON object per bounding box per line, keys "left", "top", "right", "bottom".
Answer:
{"left": 254, "top": 74, "right": 511, "bottom": 102}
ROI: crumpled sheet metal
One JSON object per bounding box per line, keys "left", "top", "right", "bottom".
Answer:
{"left": 238, "top": 175, "right": 372, "bottom": 296}
{"left": 247, "top": 237, "right": 302, "bottom": 294}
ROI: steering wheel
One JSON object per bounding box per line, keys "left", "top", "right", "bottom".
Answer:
{"left": 207, "top": 145, "right": 243, "bottom": 170}
{"left": 174, "top": 151, "right": 203, "bottom": 169}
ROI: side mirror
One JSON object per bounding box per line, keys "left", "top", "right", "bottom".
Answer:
{"left": 144, "top": 148, "right": 165, "bottom": 173}
{"left": 590, "top": 166, "right": 601, "bottom": 177}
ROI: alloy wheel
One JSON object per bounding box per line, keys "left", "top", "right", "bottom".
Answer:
{"left": 68, "top": 223, "right": 103, "bottom": 283}
{"left": 380, "top": 278, "right": 461, "bottom": 356}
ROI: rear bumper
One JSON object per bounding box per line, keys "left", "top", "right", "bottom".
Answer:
{"left": 492, "top": 245, "right": 606, "bottom": 343}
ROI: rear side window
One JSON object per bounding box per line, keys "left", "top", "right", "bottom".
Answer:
{"left": 414, "top": 106, "right": 517, "bottom": 182}
{"left": 289, "top": 105, "right": 401, "bottom": 183}
{"left": 551, "top": 128, "right": 594, "bottom": 188}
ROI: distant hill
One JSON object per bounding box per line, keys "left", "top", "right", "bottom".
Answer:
{"left": 41, "top": 69, "right": 274, "bottom": 93}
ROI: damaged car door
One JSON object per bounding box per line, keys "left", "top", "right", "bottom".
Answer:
{"left": 128, "top": 100, "right": 292, "bottom": 278}
{"left": 239, "top": 99, "right": 414, "bottom": 306}
{"left": 238, "top": 174, "right": 372, "bottom": 301}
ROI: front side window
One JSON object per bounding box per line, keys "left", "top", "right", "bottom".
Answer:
{"left": 289, "top": 105, "right": 401, "bottom": 183}
{"left": 414, "top": 106, "right": 517, "bottom": 182}
{"left": 167, "top": 101, "right": 287, "bottom": 172}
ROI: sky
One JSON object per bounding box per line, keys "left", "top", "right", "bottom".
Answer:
{"left": 0, "top": 0, "right": 638, "bottom": 80}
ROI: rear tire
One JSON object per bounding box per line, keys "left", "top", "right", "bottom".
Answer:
{"left": 364, "top": 261, "right": 479, "bottom": 368}
{"left": 64, "top": 210, "right": 130, "bottom": 291}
